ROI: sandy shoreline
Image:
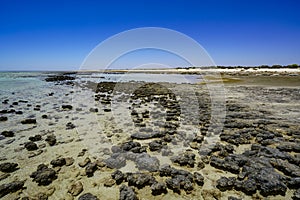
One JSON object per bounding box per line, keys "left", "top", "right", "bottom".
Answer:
{"left": 0, "top": 70, "right": 299, "bottom": 199}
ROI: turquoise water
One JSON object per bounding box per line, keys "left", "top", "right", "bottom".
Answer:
{"left": 0, "top": 72, "right": 48, "bottom": 94}
{"left": 0, "top": 71, "right": 201, "bottom": 92}
{"left": 77, "top": 72, "right": 200, "bottom": 83}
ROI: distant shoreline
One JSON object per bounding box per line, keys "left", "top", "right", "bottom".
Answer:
{"left": 0, "top": 64, "right": 299, "bottom": 73}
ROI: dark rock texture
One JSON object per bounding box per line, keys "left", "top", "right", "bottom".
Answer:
{"left": 21, "top": 118, "right": 36, "bottom": 124}
{"left": 151, "top": 182, "right": 167, "bottom": 195}
{"left": 119, "top": 185, "right": 138, "bottom": 200}
{"left": 216, "top": 177, "right": 236, "bottom": 191}
{"left": 149, "top": 140, "right": 163, "bottom": 151}
{"left": 105, "top": 153, "right": 126, "bottom": 169}
{"left": 277, "top": 142, "right": 300, "bottom": 153}
{"left": 171, "top": 152, "right": 196, "bottom": 167}
{"left": 211, "top": 144, "right": 292, "bottom": 197}
{"left": 0, "top": 162, "right": 18, "bottom": 173}
{"left": 62, "top": 105, "right": 73, "bottom": 110}
{"left": 50, "top": 158, "right": 66, "bottom": 167}
{"left": 135, "top": 153, "right": 160, "bottom": 172}
{"left": 112, "top": 170, "right": 125, "bottom": 184}
{"left": 78, "top": 193, "right": 99, "bottom": 200}
{"left": 293, "top": 188, "right": 300, "bottom": 200}
{"left": 42, "top": 114, "right": 48, "bottom": 119}
{"left": 126, "top": 173, "right": 156, "bottom": 189}
{"left": 0, "top": 180, "right": 25, "bottom": 198}
{"left": 1, "top": 131, "right": 14, "bottom": 137}
{"left": 25, "top": 141, "right": 38, "bottom": 151}
{"left": 193, "top": 172, "right": 204, "bottom": 186}
{"left": 30, "top": 164, "right": 57, "bottom": 185}
{"left": 85, "top": 162, "right": 98, "bottom": 177}
{"left": 45, "top": 75, "right": 75, "bottom": 82}
{"left": 131, "top": 131, "right": 165, "bottom": 140}
{"left": 270, "top": 158, "right": 300, "bottom": 177}
{"left": 29, "top": 134, "right": 42, "bottom": 141}
{"left": 120, "top": 141, "right": 141, "bottom": 152}
{"left": 159, "top": 164, "right": 197, "bottom": 193}
{"left": 0, "top": 116, "right": 8, "bottom": 121}
{"left": 66, "top": 122, "right": 76, "bottom": 130}
{"left": 251, "top": 167, "right": 287, "bottom": 196}
{"left": 111, "top": 141, "right": 146, "bottom": 154}
{"left": 288, "top": 177, "right": 300, "bottom": 189}
{"left": 210, "top": 156, "right": 241, "bottom": 174}
{"left": 89, "top": 108, "right": 98, "bottom": 112}
{"left": 45, "top": 135, "right": 56, "bottom": 146}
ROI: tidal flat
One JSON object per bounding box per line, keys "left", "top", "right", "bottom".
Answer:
{"left": 0, "top": 69, "right": 299, "bottom": 200}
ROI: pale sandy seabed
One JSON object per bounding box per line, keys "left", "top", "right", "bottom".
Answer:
{"left": 0, "top": 68, "right": 299, "bottom": 200}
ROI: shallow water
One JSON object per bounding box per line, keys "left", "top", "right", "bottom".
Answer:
{"left": 0, "top": 71, "right": 299, "bottom": 200}
{"left": 77, "top": 72, "right": 201, "bottom": 84}
{"left": 0, "top": 71, "right": 201, "bottom": 92}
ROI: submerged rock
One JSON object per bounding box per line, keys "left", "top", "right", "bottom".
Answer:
{"left": 120, "top": 141, "right": 141, "bottom": 152}
{"left": 240, "top": 179, "right": 257, "bottom": 195}
{"left": 89, "top": 108, "right": 98, "bottom": 112}
{"left": 45, "top": 135, "right": 56, "bottom": 146}
{"left": 61, "top": 104, "right": 73, "bottom": 110}
{"left": 66, "top": 122, "right": 76, "bottom": 130}
{"left": 0, "top": 116, "right": 8, "bottom": 121}
{"left": 111, "top": 141, "right": 146, "bottom": 154}
{"left": 30, "top": 164, "right": 57, "bottom": 186}
{"left": 293, "top": 188, "right": 300, "bottom": 200}
{"left": 78, "top": 193, "right": 99, "bottom": 200}
{"left": 0, "top": 162, "right": 18, "bottom": 173}
{"left": 228, "top": 196, "right": 242, "bottom": 200}
{"left": 126, "top": 173, "right": 156, "bottom": 189}
{"left": 85, "top": 162, "right": 98, "bottom": 177}
{"left": 159, "top": 164, "right": 195, "bottom": 193}
{"left": 112, "top": 170, "right": 125, "bottom": 184}
{"left": 21, "top": 118, "right": 36, "bottom": 124}
{"left": 171, "top": 151, "right": 196, "bottom": 167}
{"left": 119, "top": 185, "right": 138, "bottom": 200}
{"left": 270, "top": 158, "right": 300, "bottom": 177}
{"left": 288, "top": 177, "right": 300, "bottom": 189}
{"left": 42, "top": 114, "right": 48, "bottom": 119}
{"left": 0, "top": 180, "right": 25, "bottom": 198}
{"left": 252, "top": 167, "right": 287, "bottom": 196}
{"left": 131, "top": 131, "right": 165, "bottom": 140}
{"left": 50, "top": 158, "right": 66, "bottom": 167}
{"left": 210, "top": 155, "right": 241, "bottom": 174}
{"left": 29, "top": 134, "right": 42, "bottom": 141}
{"left": 193, "top": 172, "right": 204, "bottom": 186}
{"left": 105, "top": 153, "right": 126, "bottom": 169}
{"left": 0, "top": 173, "right": 10, "bottom": 181}
{"left": 135, "top": 153, "right": 160, "bottom": 172}
{"left": 25, "top": 141, "right": 38, "bottom": 151}
{"left": 216, "top": 177, "right": 236, "bottom": 191}
{"left": 149, "top": 140, "right": 163, "bottom": 151}
{"left": 166, "top": 175, "right": 194, "bottom": 193}
{"left": 1, "top": 131, "right": 14, "bottom": 137}
{"left": 237, "top": 157, "right": 287, "bottom": 196}
{"left": 151, "top": 182, "right": 167, "bottom": 195}
{"left": 277, "top": 142, "right": 300, "bottom": 153}
{"left": 45, "top": 75, "right": 75, "bottom": 82}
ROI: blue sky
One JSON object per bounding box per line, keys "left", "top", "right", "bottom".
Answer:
{"left": 0, "top": 0, "right": 299, "bottom": 70}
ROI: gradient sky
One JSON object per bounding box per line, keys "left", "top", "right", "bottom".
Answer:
{"left": 0, "top": 0, "right": 299, "bottom": 70}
